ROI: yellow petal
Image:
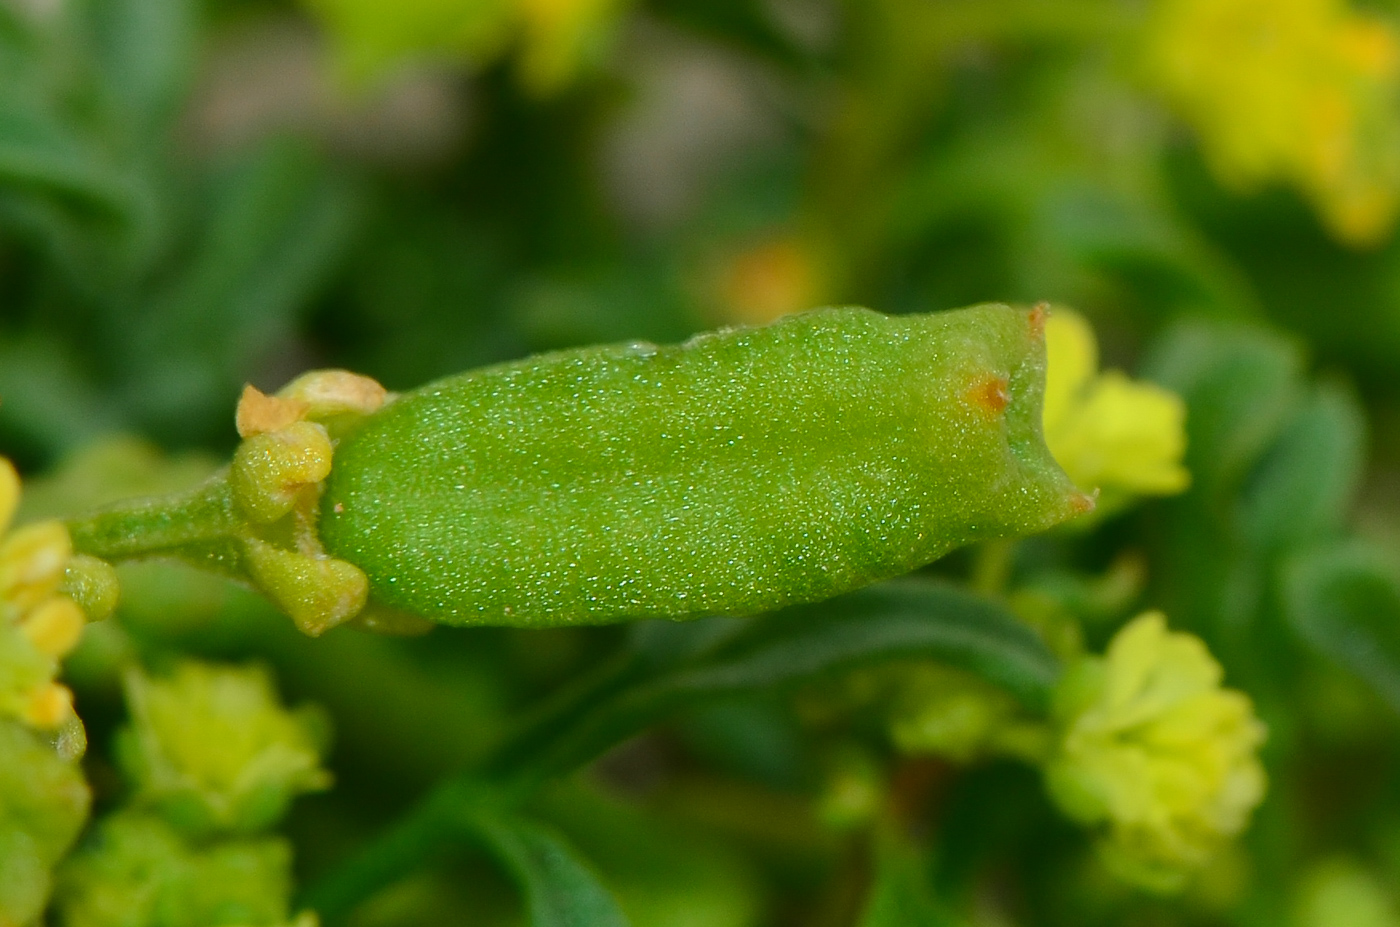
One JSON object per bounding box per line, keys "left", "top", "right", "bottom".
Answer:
{"left": 1042, "top": 309, "right": 1098, "bottom": 436}
{"left": 1049, "top": 371, "right": 1190, "bottom": 496}
{"left": 21, "top": 682, "right": 74, "bottom": 729}
{"left": 0, "top": 457, "right": 18, "bottom": 538}
{"left": 20, "top": 596, "right": 85, "bottom": 658}
{"left": 0, "top": 520, "right": 73, "bottom": 613}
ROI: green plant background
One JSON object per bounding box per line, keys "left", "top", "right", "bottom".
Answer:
{"left": 6, "top": 0, "right": 1400, "bottom": 924}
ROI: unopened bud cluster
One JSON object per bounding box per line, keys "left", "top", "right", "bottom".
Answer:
{"left": 0, "top": 457, "right": 116, "bottom": 737}
{"left": 229, "top": 371, "right": 387, "bottom": 636}
{"left": 0, "top": 457, "right": 109, "bottom": 925}
{"left": 56, "top": 659, "right": 330, "bottom": 927}
{"left": 1046, "top": 613, "right": 1267, "bottom": 892}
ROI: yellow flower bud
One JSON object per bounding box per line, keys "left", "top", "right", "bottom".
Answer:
{"left": 0, "top": 457, "right": 19, "bottom": 537}
{"left": 242, "top": 539, "right": 369, "bottom": 637}
{"left": 888, "top": 664, "right": 1048, "bottom": 764}
{"left": 0, "top": 519, "right": 74, "bottom": 614}
{"left": 21, "top": 682, "right": 75, "bottom": 730}
{"left": 1046, "top": 612, "right": 1266, "bottom": 892}
{"left": 54, "top": 811, "right": 307, "bottom": 927}
{"left": 236, "top": 385, "right": 311, "bottom": 438}
{"left": 20, "top": 596, "right": 86, "bottom": 659}
{"left": 229, "top": 421, "right": 335, "bottom": 524}
{"left": 62, "top": 554, "right": 121, "bottom": 622}
{"left": 0, "top": 461, "right": 91, "bottom": 744}
{"left": 1042, "top": 310, "right": 1190, "bottom": 504}
{"left": 277, "top": 369, "right": 388, "bottom": 421}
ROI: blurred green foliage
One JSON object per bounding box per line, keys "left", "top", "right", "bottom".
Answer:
{"left": 6, "top": 0, "right": 1400, "bottom": 924}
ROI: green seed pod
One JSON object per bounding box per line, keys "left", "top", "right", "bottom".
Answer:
{"left": 66, "top": 304, "right": 1088, "bottom": 632}
{"left": 318, "top": 304, "right": 1088, "bottom": 627}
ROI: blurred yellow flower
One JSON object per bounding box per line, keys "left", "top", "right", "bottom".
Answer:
{"left": 0, "top": 457, "right": 88, "bottom": 737}
{"left": 715, "top": 236, "right": 822, "bottom": 325}
{"left": 517, "top": 0, "right": 628, "bottom": 95}
{"left": 302, "top": 0, "right": 514, "bottom": 83}
{"left": 888, "top": 664, "right": 1049, "bottom": 764}
{"left": 1147, "top": 0, "right": 1400, "bottom": 245}
{"left": 303, "top": 0, "right": 630, "bottom": 94}
{"left": 117, "top": 662, "right": 331, "bottom": 837}
{"left": 1046, "top": 612, "right": 1267, "bottom": 892}
{"left": 1042, "top": 309, "right": 1190, "bottom": 506}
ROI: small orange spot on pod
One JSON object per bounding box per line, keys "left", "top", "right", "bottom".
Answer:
{"left": 1070, "top": 489, "right": 1098, "bottom": 515}
{"left": 965, "top": 375, "right": 1010, "bottom": 416}
{"left": 1028, "top": 302, "right": 1049, "bottom": 339}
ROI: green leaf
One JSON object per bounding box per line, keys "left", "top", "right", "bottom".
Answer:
{"left": 78, "top": 0, "right": 196, "bottom": 128}
{"left": 126, "top": 141, "right": 362, "bottom": 436}
{"left": 0, "top": 8, "right": 144, "bottom": 222}
{"left": 0, "top": 5, "right": 160, "bottom": 283}
{"left": 1283, "top": 541, "right": 1400, "bottom": 714}
{"left": 1238, "top": 382, "right": 1366, "bottom": 554}
{"left": 0, "top": 335, "right": 120, "bottom": 462}
{"left": 514, "top": 579, "right": 1059, "bottom": 783}
{"left": 456, "top": 800, "right": 631, "bottom": 927}
{"left": 303, "top": 784, "right": 631, "bottom": 926}
{"left": 1143, "top": 321, "right": 1303, "bottom": 502}
{"left": 536, "top": 781, "right": 762, "bottom": 927}
{"left": 0, "top": 105, "right": 134, "bottom": 217}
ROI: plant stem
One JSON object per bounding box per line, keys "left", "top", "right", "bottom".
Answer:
{"left": 971, "top": 538, "right": 1017, "bottom": 598}
{"left": 65, "top": 472, "right": 243, "bottom": 564}
{"left": 297, "top": 784, "right": 460, "bottom": 919}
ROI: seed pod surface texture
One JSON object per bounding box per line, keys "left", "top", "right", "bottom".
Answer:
{"left": 320, "top": 305, "right": 1085, "bottom": 627}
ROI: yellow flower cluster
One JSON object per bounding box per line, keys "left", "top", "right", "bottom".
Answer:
{"left": 1042, "top": 309, "right": 1189, "bottom": 511}
{"left": 517, "top": 0, "right": 625, "bottom": 93}
{"left": 117, "top": 662, "right": 332, "bottom": 836}
{"left": 0, "top": 458, "right": 88, "bottom": 733}
{"left": 56, "top": 811, "right": 319, "bottom": 927}
{"left": 887, "top": 664, "right": 1049, "bottom": 765}
{"left": 1046, "top": 612, "right": 1267, "bottom": 892}
{"left": 1147, "top": 0, "right": 1400, "bottom": 246}
{"left": 303, "top": 0, "right": 629, "bottom": 94}
{"left": 0, "top": 714, "right": 91, "bottom": 927}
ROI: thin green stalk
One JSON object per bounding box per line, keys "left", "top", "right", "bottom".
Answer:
{"left": 65, "top": 473, "right": 241, "bottom": 562}
{"left": 297, "top": 782, "right": 474, "bottom": 919}
{"left": 971, "top": 538, "right": 1017, "bottom": 598}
